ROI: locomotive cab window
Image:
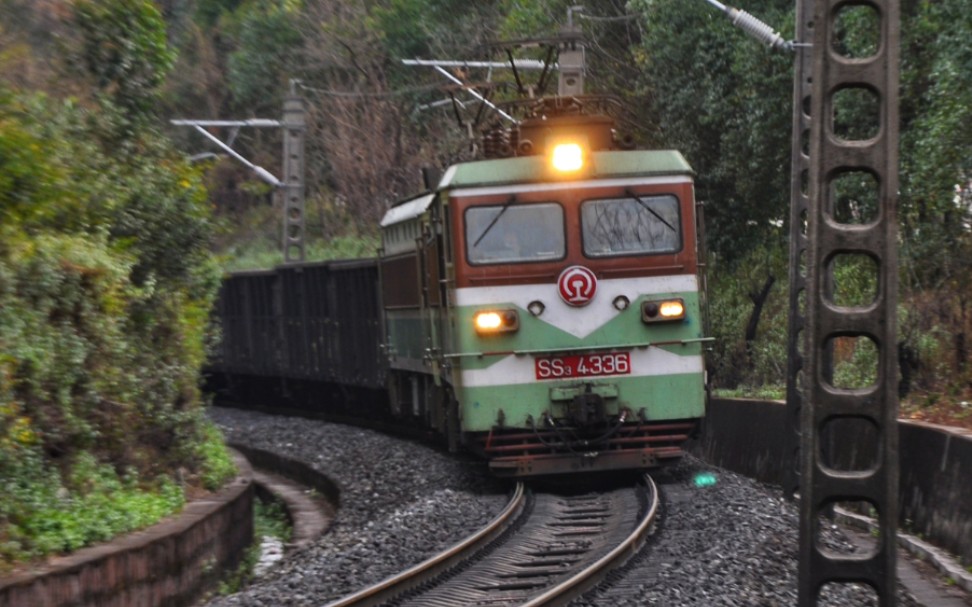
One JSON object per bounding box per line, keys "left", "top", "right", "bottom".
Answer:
{"left": 581, "top": 194, "right": 682, "bottom": 257}
{"left": 465, "top": 202, "right": 565, "bottom": 264}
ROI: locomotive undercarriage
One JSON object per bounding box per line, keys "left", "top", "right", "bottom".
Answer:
{"left": 387, "top": 370, "right": 463, "bottom": 451}
{"left": 474, "top": 412, "right": 697, "bottom": 477}
{"left": 388, "top": 369, "right": 696, "bottom": 477}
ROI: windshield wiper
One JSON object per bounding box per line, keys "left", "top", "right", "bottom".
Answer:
{"left": 625, "top": 189, "right": 677, "bottom": 233}
{"left": 473, "top": 194, "right": 517, "bottom": 247}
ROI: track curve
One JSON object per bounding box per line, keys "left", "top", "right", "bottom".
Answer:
{"left": 325, "top": 476, "right": 658, "bottom": 607}
{"left": 323, "top": 482, "right": 527, "bottom": 607}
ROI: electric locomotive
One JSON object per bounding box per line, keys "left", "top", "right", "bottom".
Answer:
{"left": 213, "top": 26, "right": 709, "bottom": 478}
{"left": 379, "top": 102, "right": 709, "bottom": 477}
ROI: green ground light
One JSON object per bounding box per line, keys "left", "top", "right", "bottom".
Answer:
{"left": 693, "top": 472, "right": 718, "bottom": 487}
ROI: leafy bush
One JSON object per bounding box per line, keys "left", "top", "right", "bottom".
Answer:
{"left": 13, "top": 456, "right": 185, "bottom": 558}
{"left": 705, "top": 236, "right": 970, "bottom": 403}
{"left": 73, "top": 0, "right": 175, "bottom": 120}
{"left": 192, "top": 419, "right": 238, "bottom": 492}
{"left": 222, "top": 231, "right": 380, "bottom": 271}
{"left": 705, "top": 242, "right": 789, "bottom": 392}
{"left": 0, "top": 85, "right": 232, "bottom": 568}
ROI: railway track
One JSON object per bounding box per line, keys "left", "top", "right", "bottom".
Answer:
{"left": 324, "top": 476, "right": 658, "bottom": 607}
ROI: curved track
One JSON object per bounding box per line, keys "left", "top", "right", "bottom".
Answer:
{"left": 325, "top": 476, "right": 658, "bottom": 607}
{"left": 322, "top": 482, "right": 527, "bottom": 607}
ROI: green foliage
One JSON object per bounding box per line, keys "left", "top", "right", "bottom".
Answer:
{"left": 215, "top": 495, "right": 291, "bottom": 594}
{"left": 1, "top": 234, "right": 139, "bottom": 442}
{"left": 227, "top": 1, "right": 303, "bottom": 115}
{"left": 706, "top": 241, "right": 789, "bottom": 390}
{"left": 195, "top": 0, "right": 246, "bottom": 28}
{"left": 222, "top": 232, "right": 381, "bottom": 271}
{"left": 713, "top": 385, "right": 785, "bottom": 401}
{"left": 0, "top": 101, "right": 59, "bottom": 226}
{"left": 496, "top": 0, "right": 571, "bottom": 40}
{"left": 254, "top": 496, "right": 292, "bottom": 543}
{"left": 73, "top": 0, "right": 176, "bottom": 120}
{"left": 192, "top": 419, "right": 238, "bottom": 491}
{"left": 629, "top": 0, "right": 794, "bottom": 262}
{"left": 831, "top": 337, "right": 879, "bottom": 390}
{"left": 0, "top": 86, "right": 232, "bottom": 568}
{"left": 0, "top": 451, "right": 184, "bottom": 562}
{"left": 367, "top": 0, "right": 437, "bottom": 60}
{"left": 217, "top": 543, "right": 261, "bottom": 595}
{"left": 366, "top": 0, "right": 512, "bottom": 65}
{"left": 19, "top": 460, "right": 184, "bottom": 557}
{"left": 899, "top": 2, "right": 972, "bottom": 296}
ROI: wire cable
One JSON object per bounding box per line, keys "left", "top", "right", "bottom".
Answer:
{"left": 296, "top": 81, "right": 443, "bottom": 99}
{"left": 577, "top": 13, "right": 639, "bottom": 23}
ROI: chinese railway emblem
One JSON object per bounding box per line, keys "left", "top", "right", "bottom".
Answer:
{"left": 557, "top": 266, "right": 597, "bottom": 306}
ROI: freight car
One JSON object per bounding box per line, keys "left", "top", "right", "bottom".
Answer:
{"left": 212, "top": 99, "right": 710, "bottom": 477}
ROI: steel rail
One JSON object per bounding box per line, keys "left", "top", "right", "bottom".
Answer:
{"left": 520, "top": 474, "right": 659, "bottom": 607}
{"left": 322, "top": 482, "right": 526, "bottom": 607}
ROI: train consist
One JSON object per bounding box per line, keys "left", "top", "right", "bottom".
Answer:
{"left": 214, "top": 93, "right": 710, "bottom": 477}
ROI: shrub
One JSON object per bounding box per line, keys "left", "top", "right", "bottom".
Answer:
{"left": 0, "top": 87, "right": 232, "bottom": 568}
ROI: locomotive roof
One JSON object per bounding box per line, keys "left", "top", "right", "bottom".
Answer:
{"left": 380, "top": 192, "right": 434, "bottom": 228}
{"left": 379, "top": 149, "right": 694, "bottom": 229}
{"left": 438, "top": 149, "right": 694, "bottom": 189}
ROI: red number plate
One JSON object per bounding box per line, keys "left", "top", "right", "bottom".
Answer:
{"left": 535, "top": 352, "right": 631, "bottom": 380}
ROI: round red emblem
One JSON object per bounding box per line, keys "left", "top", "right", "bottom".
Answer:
{"left": 557, "top": 266, "right": 597, "bottom": 306}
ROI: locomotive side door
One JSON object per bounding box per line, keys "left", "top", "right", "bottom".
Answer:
{"left": 421, "top": 194, "right": 462, "bottom": 448}
{"left": 420, "top": 194, "right": 448, "bottom": 385}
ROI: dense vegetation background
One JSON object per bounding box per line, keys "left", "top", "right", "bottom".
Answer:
{"left": 1, "top": 0, "right": 970, "bottom": 568}
{"left": 0, "top": 0, "right": 235, "bottom": 568}
{"left": 150, "top": 0, "right": 969, "bottom": 411}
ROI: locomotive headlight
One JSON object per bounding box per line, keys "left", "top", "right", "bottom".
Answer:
{"left": 642, "top": 298, "right": 686, "bottom": 323}
{"left": 660, "top": 300, "right": 685, "bottom": 317}
{"left": 550, "top": 142, "right": 584, "bottom": 172}
{"left": 474, "top": 309, "right": 520, "bottom": 334}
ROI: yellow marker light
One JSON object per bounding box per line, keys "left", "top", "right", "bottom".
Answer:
{"left": 475, "top": 311, "right": 503, "bottom": 331}
{"left": 642, "top": 298, "right": 686, "bottom": 323}
{"left": 660, "top": 300, "right": 685, "bottom": 318}
{"left": 473, "top": 309, "right": 520, "bottom": 334}
{"left": 551, "top": 143, "right": 584, "bottom": 172}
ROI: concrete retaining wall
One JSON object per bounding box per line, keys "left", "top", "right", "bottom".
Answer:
{"left": 698, "top": 397, "right": 972, "bottom": 565}
{"left": 0, "top": 452, "right": 254, "bottom": 607}
{"left": 230, "top": 444, "right": 341, "bottom": 509}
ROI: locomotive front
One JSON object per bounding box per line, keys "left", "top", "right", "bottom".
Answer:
{"left": 439, "top": 118, "right": 709, "bottom": 477}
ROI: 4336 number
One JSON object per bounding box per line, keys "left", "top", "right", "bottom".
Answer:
{"left": 535, "top": 352, "right": 631, "bottom": 380}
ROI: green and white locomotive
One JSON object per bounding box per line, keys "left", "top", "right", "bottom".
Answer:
{"left": 214, "top": 37, "right": 710, "bottom": 478}
{"left": 379, "top": 107, "right": 710, "bottom": 477}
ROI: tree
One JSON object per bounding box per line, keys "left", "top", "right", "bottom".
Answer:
{"left": 629, "top": 0, "right": 794, "bottom": 263}
{"left": 227, "top": 0, "right": 303, "bottom": 115}
{"left": 73, "top": 0, "right": 175, "bottom": 120}
{"left": 0, "top": 84, "right": 230, "bottom": 565}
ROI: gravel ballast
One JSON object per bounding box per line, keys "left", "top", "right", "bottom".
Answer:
{"left": 205, "top": 407, "right": 508, "bottom": 606}
{"left": 206, "top": 407, "right": 946, "bottom": 606}
{"left": 575, "top": 460, "right": 922, "bottom": 606}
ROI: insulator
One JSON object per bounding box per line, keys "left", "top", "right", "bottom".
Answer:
{"left": 727, "top": 7, "right": 792, "bottom": 51}
{"left": 483, "top": 128, "right": 509, "bottom": 159}
{"left": 482, "top": 130, "right": 497, "bottom": 158}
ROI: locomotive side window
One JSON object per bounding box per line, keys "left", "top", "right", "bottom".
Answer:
{"left": 465, "top": 202, "right": 565, "bottom": 264}
{"left": 581, "top": 194, "right": 682, "bottom": 257}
